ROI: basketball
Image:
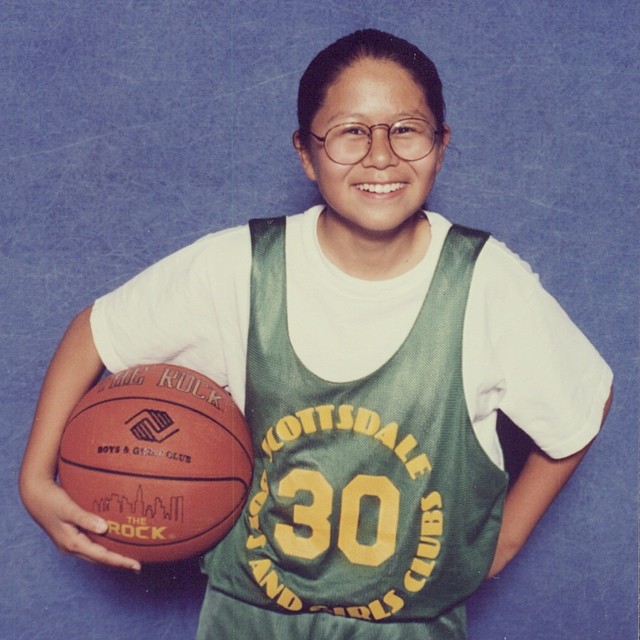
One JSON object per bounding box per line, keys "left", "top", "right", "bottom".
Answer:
{"left": 58, "top": 364, "right": 253, "bottom": 563}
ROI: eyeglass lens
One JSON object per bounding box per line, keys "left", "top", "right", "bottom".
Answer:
{"left": 323, "top": 120, "right": 437, "bottom": 164}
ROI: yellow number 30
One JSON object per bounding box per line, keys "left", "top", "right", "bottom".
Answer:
{"left": 273, "top": 469, "right": 400, "bottom": 567}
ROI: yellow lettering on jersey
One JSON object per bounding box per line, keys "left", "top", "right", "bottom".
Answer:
{"left": 373, "top": 421, "right": 398, "bottom": 449}
{"left": 316, "top": 404, "right": 336, "bottom": 430}
{"left": 261, "top": 569, "right": 284, "bottom": 600}
{"left": 368, "top": 589, "right": 405, "bottom": 620}
{"left": 248, "top": 558, "right": 303, "bottom": 611}
{"left": 417, "top": 537, "right": 441, "bottom": 559}
{"left": 276, "top": 415, "right": 302, "bottom": 441}
{"left": 409, "top": 557, "right": 436, "bottom": 580}
{"left": 394, "top": 434, "right": 418, "bottom": 461}
{"left": 259, "top": 403, "right": 431, "bottom": 480}
{"left": 261, "top": 427, "right": 282, "bottom": 461}
{"left": 308, "top": 589, "right": 404, "bottom": 621}
{"left": 367, "top": 600, "right": 388, "bottom": 620}
{"left": 353, "top": 408, "right": 380, "bottom": 435}
{"left": 249, "top": 558, "right": 271, "bottom": 582}
{"left": 404, "top": 570, "right": 427, "bottom": 593}
{"left": 295, "top": 407, "right": 318, "bottom": 434}
{"left": 421, "top": 508, "right": 443, "bottom": 537}
{"left": 405, "top": 453, "right": 432, "bottom": 479}
{"left": 404, "top": 491, "right": 444, "bottom": 593}
{"left": 277, "top": 587, "right": 302, "bottom": 611}
{"left": 248, "top": 485, "right": 267, "bottom": 516}
{"left": 421, "top": 490, "right": 443, "bottom": 512}
{"left": 245, "top": 470, "right": 269, "bottom": 550}
{"left": 336, "top": 404, "right": 355, "bottom": 429}
{"left": 246, "top": 532, "right": 266, "bottom": 549}
{"left": 346, "top": 606, "right": 372, "bottom": 620}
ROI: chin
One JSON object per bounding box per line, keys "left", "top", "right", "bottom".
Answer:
{"left": 344, "top": 212, "right": 423, "bottom": 239}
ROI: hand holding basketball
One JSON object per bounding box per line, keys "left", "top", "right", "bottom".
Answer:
{"left": 21, "top": 477, "right": 143, "bottom": 571}
{"left": 58, "top": 364, "right": 253, "bottom": 564}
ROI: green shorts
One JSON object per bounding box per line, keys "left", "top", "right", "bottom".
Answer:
{"left": 196, "top": 587, "right": 466, "bottom": 639}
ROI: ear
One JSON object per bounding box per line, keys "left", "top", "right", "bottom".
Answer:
{"left": 292, "top": 130, "right": 318, "bottom": 182}
{"left": 435, "top": 124, "right": 451, "bottom": 174}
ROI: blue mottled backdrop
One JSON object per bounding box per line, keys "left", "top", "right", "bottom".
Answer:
{"left": 2, "top": 1, "right": 637, "bottom": 638}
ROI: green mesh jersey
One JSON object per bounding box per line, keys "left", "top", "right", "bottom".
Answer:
{"left": 202, "top": 216, "right": 508, "bottom": 624}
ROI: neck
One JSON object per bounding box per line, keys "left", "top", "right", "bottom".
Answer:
{"left": 317, "top": 210, "right": 431, "bottom": 280}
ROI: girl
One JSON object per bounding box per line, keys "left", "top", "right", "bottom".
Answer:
{"left": 20, "top": 29, "right": 613, "bottom": 640}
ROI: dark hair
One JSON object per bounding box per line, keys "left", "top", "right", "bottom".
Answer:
{"left": 297, "top": 29, "right": 446, "bottom": 146}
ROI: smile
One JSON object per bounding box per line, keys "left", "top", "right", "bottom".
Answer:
{"left": 355, "top": 182, "right": 406, "bottom": 194}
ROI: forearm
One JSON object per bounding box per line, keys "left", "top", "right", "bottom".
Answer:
{"left": 488, "top": 387, "right": 613, "bottom": 578}
{"left": 490, "top": 444, "right": 590, "bottom": 574}
{"left": 20, "top": 306, "right": 105, "bottom": 504}
{"left": 19, "top": 307, "right": 141, "bottom": 570}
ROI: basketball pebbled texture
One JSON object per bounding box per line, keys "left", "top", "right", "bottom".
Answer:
{"left": 58, "top": 364, "right": 253, "bottom": 563}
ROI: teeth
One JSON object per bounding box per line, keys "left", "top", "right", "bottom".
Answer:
{"left": 356, "top": 182, "right": 405, "bottom": 194}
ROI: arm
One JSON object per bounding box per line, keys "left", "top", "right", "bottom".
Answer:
{"left": 19, "top": 306, "right": 142, "bottom": 571}
{"left": 487, "top": 386, "right": 613, "bottom": 579}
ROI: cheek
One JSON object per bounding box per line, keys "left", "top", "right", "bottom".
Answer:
{"left": 420, "top": 150, "right": 446, "bottom": 179}
{"left": 410, "top": 160, "right": 441, "bottom": 202}
{"left": 313, "top": 158, "right": 351, "bottom": 190}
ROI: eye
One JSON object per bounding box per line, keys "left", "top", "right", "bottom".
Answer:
{"left": 392, "top": 125, "right": 414, "bottom": 135}
{"left": 391, "top": 121, "right": 422, "bottom": 136}
{"left": 336, "top": 123, "right": 369, "bottom": 137}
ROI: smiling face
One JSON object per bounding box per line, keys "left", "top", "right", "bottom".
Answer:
{"left": 294, "top": 57, "right": 449, "bottom": 242}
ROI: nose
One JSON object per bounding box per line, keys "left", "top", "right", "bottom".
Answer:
{"left": 362, "top": 124, "right": 399, "bottom": 168}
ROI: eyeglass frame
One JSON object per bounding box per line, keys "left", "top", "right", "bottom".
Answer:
{"left": 302, "top": 118, "right": 445, "bottom": 165}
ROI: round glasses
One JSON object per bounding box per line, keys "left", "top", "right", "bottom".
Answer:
{"left": 307, "top": 118, "right": 442, "bottom": 165}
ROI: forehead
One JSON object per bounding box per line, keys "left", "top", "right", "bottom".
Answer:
{"left": 316, "top": 57, "right": 431, "bottom": 125}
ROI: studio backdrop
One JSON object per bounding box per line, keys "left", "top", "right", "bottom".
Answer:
{"left": 1, "top": 1, "right": 637, "bottom": 638}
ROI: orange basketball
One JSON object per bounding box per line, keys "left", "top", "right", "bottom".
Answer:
{"left": 58, "top": 364, "right": 253, "bottom": 563}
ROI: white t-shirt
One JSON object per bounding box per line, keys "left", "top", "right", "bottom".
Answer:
{"left": 91, "top": 206, "right": 612, "bottom": 469}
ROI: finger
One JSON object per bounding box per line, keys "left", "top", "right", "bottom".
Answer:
{"left": 53, "top": 491, "right": 108, "bottom": 535}
{"left": 70, "top": 508, "right": 108, "bottom": 536}
{"left": 63, "top": 528, "right": 142, "bottom": 572}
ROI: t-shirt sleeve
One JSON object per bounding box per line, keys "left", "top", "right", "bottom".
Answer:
{"left": 90, "top": 225, "right": 251, "bottom": 391}
{"left": 469, "top": 239, "right": 613, "bottom": 459}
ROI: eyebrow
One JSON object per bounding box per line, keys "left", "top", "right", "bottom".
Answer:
{"left": 324, "top": 110, "right": 432, "bottom": 126}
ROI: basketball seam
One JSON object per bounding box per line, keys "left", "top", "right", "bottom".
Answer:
{"left": 67, "top": 396, "right": 253, "bottom": 464}
{"left": 59, "top": 456, "right": 251, "bottom": 490}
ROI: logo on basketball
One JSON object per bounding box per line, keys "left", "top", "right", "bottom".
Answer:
{"left": 126, "top": 409, "right": 180, "bottom": 443}
{"left": 93, "top": 484, "right": 182, "bottom": 543}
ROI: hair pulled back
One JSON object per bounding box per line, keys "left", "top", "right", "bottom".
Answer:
{"left": 297, "top": 29, "right": 446, "bottom": 146}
